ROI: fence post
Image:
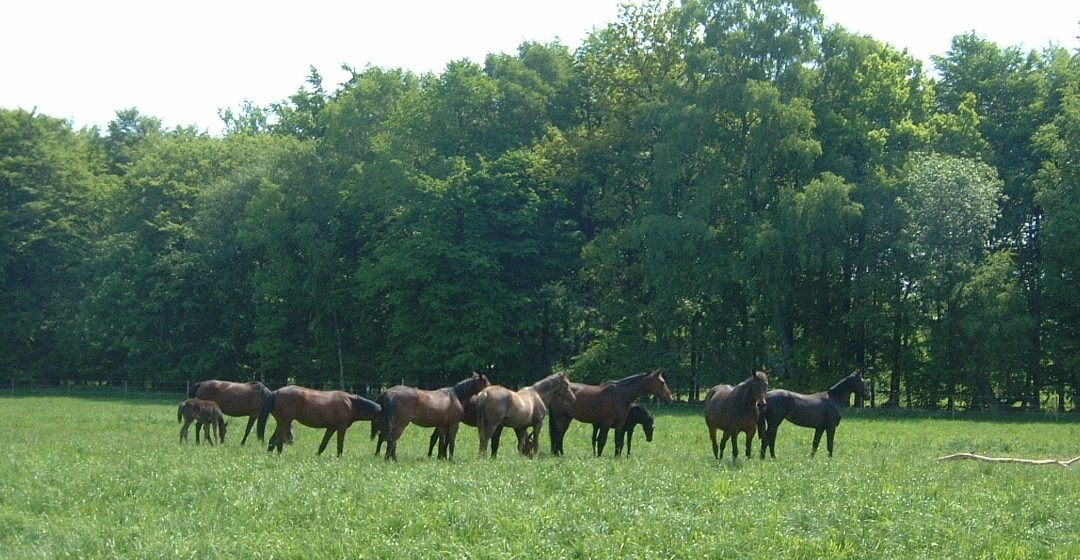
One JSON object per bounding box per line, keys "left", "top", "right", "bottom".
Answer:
{"left": 124, "top": 380, "right": 128, "bottom": 398}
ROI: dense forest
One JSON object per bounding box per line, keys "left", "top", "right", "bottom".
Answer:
{"left": 3, "top": 0, "right": 1080, "bottom": 410}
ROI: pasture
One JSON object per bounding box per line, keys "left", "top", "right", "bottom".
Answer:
{"left": 1, "top": 397, "right": 1077, "bottom": 559}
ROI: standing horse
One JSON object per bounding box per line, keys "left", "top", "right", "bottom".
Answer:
{"left": 548, "top": 369, "right": 672, "bottom": 457}
{"left": 704, "top": 371, "right": 769, "bottom": 462}
{"left": 177, "top": 398, "right": 228, "bottom": 445}
{"left": 375, "top": 373, "right": 490, "bottom": 461}
{"left": 475, "top": 372, "right": 575, "bottom": 458}
{"left": 592, "top": 403, "right": 654, "bottom": 457}
{"left": 758, "top": 370, "right": 869, "bottom": 458}
{"left": 256, "top": 386, "right": 380, "bottom": 456}
{"left": 189, "top": 380, "right": 272, "bottom": 445}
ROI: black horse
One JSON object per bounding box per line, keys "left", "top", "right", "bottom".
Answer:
{"left": 592, "top": 403, "right": 654, "bottom": 457}
{"left": 757, "top": 370, "right": 869, "bottom": 458}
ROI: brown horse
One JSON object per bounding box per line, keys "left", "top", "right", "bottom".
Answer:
{"left": 758, "top": 370, "right": 870, "bottom": 458}
{"left": 374, "top": 391, "right": 481, "bottom": 458}
{"left": 177, "top": 398, "right": 228, "bottom": 445}
{"left": 593, "top": 403, "right": 654, "bottom": 457}
{"left": 475, "top": 371, "right": 575, "bottom": 458}
{"left": 189, "top": 380, "right": 272, "bottom": 445}
{"left": 256, "top": 386, "right": 381, "bottom": 456}
{"left": 704, "top": 371, "right": 769, "bottom": 462}
{"left": 548, "top": 369, "right": 673, "bottom": 457}
{"left": 375, "top": 373, "right": 491, "bottom": 461}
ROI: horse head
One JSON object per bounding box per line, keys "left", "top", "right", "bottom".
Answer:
{"left": 648, "top": 368, "right": 674, "bottom": 403}
{"left": 642, "top": 415, "right": 655, "bottom": 442}
{"left": 552, "top": 371, "right": 576, "bottom": 405}
{"left": 852, "top": 369, "right": 870, "bottom": 400}
{"left": 751, "top": 370, "right": 770, "bottom": 411}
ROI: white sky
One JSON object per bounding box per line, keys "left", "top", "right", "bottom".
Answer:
{"left": 3, "top": 0, "right": 1078, "bottom": 134}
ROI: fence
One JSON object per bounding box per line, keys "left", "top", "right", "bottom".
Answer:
{"left": 4, "top": 378, "right": 1077, "bottom": 418}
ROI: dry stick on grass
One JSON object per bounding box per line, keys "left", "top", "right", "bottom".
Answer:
{"left": 937, "top": 453, "right": 1080, "bottom": 468}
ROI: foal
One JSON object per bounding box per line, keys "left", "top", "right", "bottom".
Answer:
{"left": 178, "top": 398, "right": 228, "bottom": 445}
{"left": 592, "top": 403, "right": 654, "bottom": 457}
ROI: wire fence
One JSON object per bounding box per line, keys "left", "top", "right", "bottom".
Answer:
{"left": 3, "top": 378, "right": 1077, "bottom": 419}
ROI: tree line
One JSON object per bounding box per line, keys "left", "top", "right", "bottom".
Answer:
{"left": 3, "top": 0, "right": 1080, "bottom": 410}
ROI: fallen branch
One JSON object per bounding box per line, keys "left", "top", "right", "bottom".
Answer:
{"left": 937, "top": 453, "right": 1080, "bottom": 468}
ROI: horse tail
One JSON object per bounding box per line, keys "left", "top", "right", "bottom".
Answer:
{"left": 177, "top": 403, "right": 183, "bottom": 423}
{"left": 370, "top": 393, "right": 386, "bottom": 441}
{"left": 256, "top": 390, "right": 276, "bottom": 441}
{"left": 188, "top": 382, "right": 200, "bottom": 399}
{"left": 474, "top": 392, "right": 488, "bottom": 438}
{"left": 757, "top": 406, "right": 767, "bottom": 437}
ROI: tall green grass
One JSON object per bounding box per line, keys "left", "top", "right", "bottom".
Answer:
{"left": 1, "top": 397, "right": 1077, "bottom": 559}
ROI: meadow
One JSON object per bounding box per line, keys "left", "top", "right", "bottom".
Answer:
{"left": 1, "top": 396, "right": 1078, "bottom": 559}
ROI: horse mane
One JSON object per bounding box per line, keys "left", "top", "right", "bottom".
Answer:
{"left": 450, "top": 373, "right": 487, "bottom": 402}
{"left": 528, "top": 372, "right": 566, "bottom": 393}
{"left": 827, "top": 370, "right": 863, "bottom": 400}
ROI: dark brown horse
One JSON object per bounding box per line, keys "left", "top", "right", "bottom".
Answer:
{"left": 548, "top": 369, "right": 673, "bottom": 457}
{"left": 178, "top": 398, "right": 228, "bottom": 445}
{"left": 375, "top": 373, "right": 490, "bottom": 461}
{"left": 256, "top": 386, "right": 380, "bottom": 456}
{"left": 189, "top": 380, "right": 272, "bottom": 445}
{"left": 592, "top": 403, "right": 654, "bottom": 457}
{"left": 704, "top": 371, "right": 769, "bottom": 461}
{"left": 758, "top": 370, "right": 869, "bottom": 458}
{"left": 475, "top": 371, "right": 575, "bottom": 458}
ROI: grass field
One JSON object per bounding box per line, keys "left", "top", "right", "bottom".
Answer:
{"left": 1, "top": 397, "right": 1078, "bottom": 559}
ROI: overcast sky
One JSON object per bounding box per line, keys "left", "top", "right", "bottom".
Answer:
{"left": 3, "top": 0, "right": 1078, "bottom": 134}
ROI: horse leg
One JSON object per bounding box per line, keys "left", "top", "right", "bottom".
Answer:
{"left": 195, "top": 421, "right": 204, "bottom": 445}
{"left": 614, "top": 427, "right": 626, "bottom": 457}
{"left": 709, "top": 427, "right": 719, "bottom": 459}
{"left": 625, "top": 430, "right": 633, "bottom": 457}
{"left": 591, "top": 425, "right": 599, "bottom": 455}
{"left": 436, "top": 426, "right": 450, "bottom": 460}
{"left": 719, "top": 432, "right": 730, "bottom": 460}
{"left": 445, "top": 423, "right": 459, "bottom": 460}
{"left": 596, "top": 427, "right": 609, "bottom": 457}
{"left": 427, "top": 429, "right": 441, "bottom": 457}
{"left": 826, "top": 426, "right": 836, "bottom": 457}
{"left": 241, "top": 415, "right": 257, "bottom": 446}
{"left": 180, "top": 417, "right": 193, "bottom": 444}
{"left": 744, "top": 429, "right": 753, "bottom": 459}
{"left": 317, "top": 429, "right": 335, "bottom": 456}
{"left": 811, "top": 428, "right": 824, "bottom": 457}
{"left": 491, "top": 425, "right": 505, "bottom": 459}
{"left": 336, "top": 427, "right": 348, "bottom": 457}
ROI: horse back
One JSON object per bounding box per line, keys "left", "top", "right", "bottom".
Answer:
{"left": 273, "top": 386, "right": 354, "bottom": 429}
{"left": 383, "top": 386, "right": 462, "bottom": 428}
{"left": 558, "top": 383, "right": 622, "bottom": 426}
{"left": 768, "top": 389, "right": 834, "bottom": 428}
{"left": 194, "top": 380, "right": 267, "bottom": 417}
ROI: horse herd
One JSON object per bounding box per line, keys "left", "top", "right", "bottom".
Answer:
{"left": 176, "top": 368, "right": 869, "bottom": 462}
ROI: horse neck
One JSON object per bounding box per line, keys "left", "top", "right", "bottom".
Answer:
{"left": 731, "top": 382, "right": 760, "bottom": 412}
{"left": 611, "top": 373, "right": 654, "bottom": 406}
{"left": 827, "top": 377, "right": 856, "bottom": 405}
{"left": 450, "top": 378, "right": 481, "bottom": 403}
{"left": 528, "top": 377, "right": 563, "bottom": 404}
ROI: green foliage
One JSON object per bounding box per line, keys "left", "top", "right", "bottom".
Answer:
{"left": 3, "top": 0, "right": 1079, "bottom": 409}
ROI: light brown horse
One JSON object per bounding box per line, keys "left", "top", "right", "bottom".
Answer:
{"left": 375, "top": 373, "right": 490, "bottom": 461}
{"left": 475, "top": 371, "right": 575, "bottom": 458}
{"left": 177, "top": 398, "right": 228, "bottom": 445}
{"left": 189, "top": 380, "right": 272, "bottom": 445}
{"left": 704, "top": 371, "right": 769, "bottom": 462}
{"left": 548, "top": 369, "right": 672, "bottom": 457}
{"left": 256, "top": 386, "right": 381, "bottom": 456}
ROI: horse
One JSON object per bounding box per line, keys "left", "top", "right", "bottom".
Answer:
{"left": 256, "top": 386, "right": 381, "bottom": 456}
{"left": 188, "top": 379, "right": 272, "bottom": 445}
{"left": 177, "top": 398, "right": 228, "bottom": 445}
{"left": 548, "top": 368, "right": 672, "bottom": 457}
{"left": 592, "top": 403, "right": 654, "bottom": 458}
{"left": 704, "top": 371, "right": 769, "bottom": 462}
{"left": 475, "top": 371, "right": 575, "bottom": 458}
{"left": 757, "top": 369, "right": 870, "bottom": 458}
{"left": 374, "top": 372, "right": 490, "bottom": 461}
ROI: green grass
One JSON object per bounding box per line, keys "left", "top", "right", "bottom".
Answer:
{"left": 1, "top": 397, "right": 1078, "bottom": 559}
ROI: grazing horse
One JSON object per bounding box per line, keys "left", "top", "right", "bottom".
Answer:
{"left": 593, "top": 403, "right": 654, "bottom": 458}
{"left": 375, "top": 373, "right": 490, "bottom": 461}
{"left": 548, "top": 369, "right": 673, "bottom": 457}
{"left": 178, "top": 398, "right": 228, "bottom": 445}
{"left": 256, "top": 386, "right": 380, "bottom": 456}
{"left": 758, "top": 370, "right": 870, "bottom": 458}
{"left": 475, "top": 372, "right": 576, "bottom": 458}
{"left": 704, "top": 371, "right": 769, "bottom": 462}
{"left": 189, "top": 380, "right": 272, "bottom": 445}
